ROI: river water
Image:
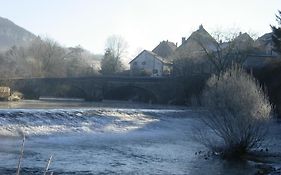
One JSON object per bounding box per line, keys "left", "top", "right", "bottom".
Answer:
{"left": 0, "top": 100, "right": 280, "bottom": 175}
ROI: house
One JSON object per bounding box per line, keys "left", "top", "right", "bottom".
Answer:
{"left": 152, "top": 40, "right": 177, "bottom": 60}
{"left": 129, "top": 50, "right": 172, "bottom": 76}
{"left": 254, "top": 33, "right": 278, "bottom": 56}
{"left": 129, "top": 25, "right": 280, "bottom": 77}
{"left": 171, "top": 25, "right": 218, "bottom": 75}
{"left": 232, "top": 32, "right": 254, "bottom": 50}
{"left": 244, "top": 33, "right": 279, "bottom": 69}
{"left": 172, "top": 25, "right": 218, "bottom": 60}
{"left": 171, "top": 25, "right": 276, "bottom": 75}
{"left": 129, "top": 26, "right": 218, "bottom": 77}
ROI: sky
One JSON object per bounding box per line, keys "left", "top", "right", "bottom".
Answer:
{"left": 0, "top": 0, "right": 280, "bottom": 63}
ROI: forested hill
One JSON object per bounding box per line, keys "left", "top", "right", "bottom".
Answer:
{"left": 0, "top": 16, "right": 36, "bottom": 50}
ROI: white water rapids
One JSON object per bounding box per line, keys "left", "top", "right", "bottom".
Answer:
{"left": 0, "top": 109, "right": 164, "bottom": 137}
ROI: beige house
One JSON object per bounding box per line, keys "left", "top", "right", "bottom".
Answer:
{"left": 129, "top": 50, "right": 172, "bottom": 76}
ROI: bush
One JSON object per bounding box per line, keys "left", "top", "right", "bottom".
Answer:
{"left": 199, "top": 66, "right": 272, "bottom": 159}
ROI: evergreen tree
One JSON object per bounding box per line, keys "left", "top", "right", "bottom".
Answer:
{"left": 100, "top": 48, "right": 123, "bottom": 75}
{"left": 272, "top": 10, "right": 281, "bottom": 54}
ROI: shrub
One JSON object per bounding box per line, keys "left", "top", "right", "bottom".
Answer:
{"left": 199, "top": 65, "right": 272, "bottom": 159}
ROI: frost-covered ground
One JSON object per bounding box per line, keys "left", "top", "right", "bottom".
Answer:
{"left": 0, "top": 100, "right": 280, "bottom": 175}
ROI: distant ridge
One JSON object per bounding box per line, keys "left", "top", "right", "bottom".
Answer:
{"left": 0, "top": 16, "right": 36, "bottom": 50}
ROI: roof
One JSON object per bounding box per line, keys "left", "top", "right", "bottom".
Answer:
{"left": 129, "top": 50, "right": 172, "bottom": 65}
{"left": 185, "top": 25, "right": 217, "bottom": 46}
{"left": 253, "top": 33, "right": 279, "bottom": 56}
{"left": 255, "top": 33, "right": 272, "bottom": 46}
{"left": 233, "top": 32, "right": 254, "bottom": 44}
{"left": 152, "top": 40, "right": 177, "bottom": 58}
{"left": 172, "top": 25, "right": 218, "bottom": 59}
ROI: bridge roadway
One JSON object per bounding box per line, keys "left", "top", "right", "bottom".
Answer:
{"left": 0, "top": 76, "right": 185, "bottom": 104}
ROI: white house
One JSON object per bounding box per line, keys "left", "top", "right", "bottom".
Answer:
{"left": 129, "top": 50, "right": 172, "bottom": 77}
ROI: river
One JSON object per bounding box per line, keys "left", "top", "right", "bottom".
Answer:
{"left": 0, "top": 100, "right": 280, "bottom": 175}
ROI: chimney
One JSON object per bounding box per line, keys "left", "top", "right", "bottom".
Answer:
{"left": 176, "top": 42, "right": 178, "bottom": 47}
{"left": 182, "top": 37, "right": 186, "bottom": 45}
{"left": 199, "top": 24, "right": 203, "bottom": 30}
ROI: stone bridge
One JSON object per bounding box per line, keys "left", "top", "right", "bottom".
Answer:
{"left": 0, "top": 76, "right": 185, "bottom": 104}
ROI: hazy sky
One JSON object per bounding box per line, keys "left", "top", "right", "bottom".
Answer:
{"left": 0, "top": 0, "right": 280, "bottom": 61}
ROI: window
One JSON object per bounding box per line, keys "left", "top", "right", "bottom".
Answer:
{"left": 142, "top": 61, "right": 146, "bottom": 65}
{"left": 133, "top": 61, "right": 138, "bottom": 65}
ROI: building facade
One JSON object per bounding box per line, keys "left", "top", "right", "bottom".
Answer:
{"left": 129, "top": 50, "right": 172, "bottom": 77}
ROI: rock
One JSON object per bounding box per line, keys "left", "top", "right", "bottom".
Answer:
{"left": 8, "top": 91, "right": 23, "bottom": 101}
{"left": 0, "top": 86, "right": 10, "bottom": 100}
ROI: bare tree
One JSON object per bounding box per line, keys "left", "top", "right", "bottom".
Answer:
{"left": 105, "top": 35, "right": 128, "bottom": 59}
{"left": 24, "top": 37, "right": 66, "bottom": 77}
{"left": 38, "top": 38, "right": 66, "bottom": 77}
{"left": 100, "top": 35, "right": 128, "bottom": 75}
{"left": 64, "top": 46, "right": 98, "bottom": 77}
{"left": 195, "top": 30, "right": 254, "bottom": 74}
{"left": 198, "top": 65, "right": 271, "bottom": 158}
{"left": 172, "top": 27, "right": 254, "bottom": 77}
{"left": 0, "top": 37, "right": 99, "bottom": 78}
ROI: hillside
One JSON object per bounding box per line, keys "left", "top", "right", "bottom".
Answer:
{"left": 0, "top": 16, "right": 36, "bottom": 50}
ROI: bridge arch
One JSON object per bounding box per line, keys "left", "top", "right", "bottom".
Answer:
{"left": 48, "top": 83, "right": 103, "bottom": 101}
{"left": 103, "top": 85, "right": 158, "bottom": 103}
{"left": 39, "top": 83, "right": 88, "bottom": 99}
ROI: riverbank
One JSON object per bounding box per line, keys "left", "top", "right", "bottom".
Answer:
{"left": 0, "top": 99, "right": 189, "bottom": 110}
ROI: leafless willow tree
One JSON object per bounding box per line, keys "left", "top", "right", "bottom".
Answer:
{"left": 197, "top": 65, "right": 271, "bottom": 158}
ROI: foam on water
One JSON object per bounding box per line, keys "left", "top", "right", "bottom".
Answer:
{"left": 0, "top": 108, "right": 187, "bottom": 137}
